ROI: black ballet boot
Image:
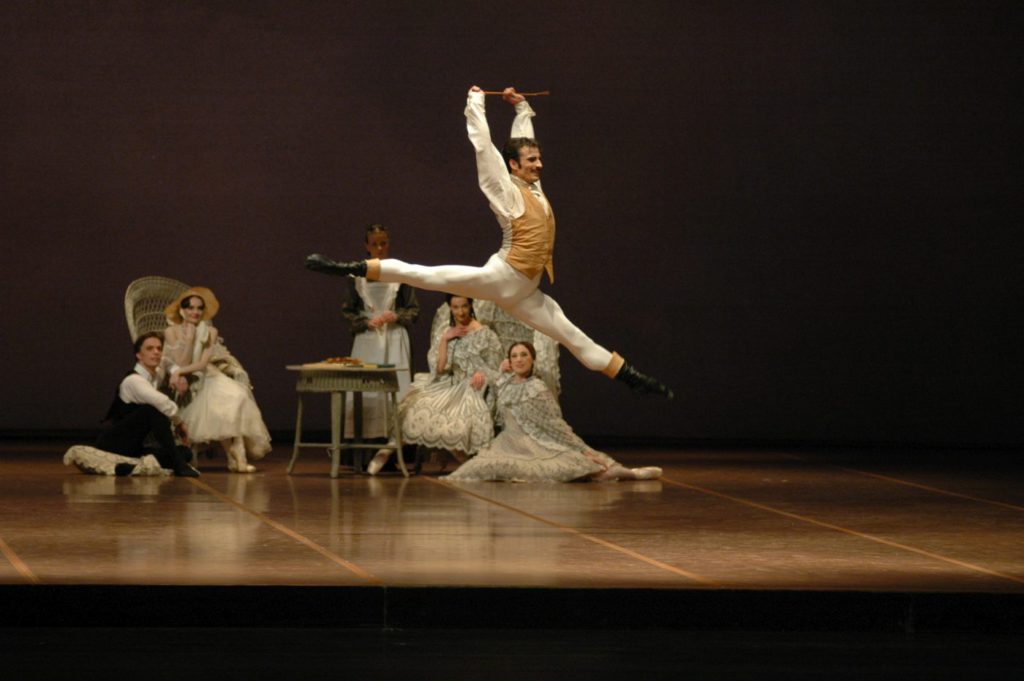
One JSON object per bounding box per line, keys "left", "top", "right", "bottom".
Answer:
{"left": 172, "top": 445, "right": 200, "bottom": 477}
{"left": 615, "top": 362, "right": 674, "bottom": 399}
{"left": 304, "top": 253, "right": 367, "bottom": 277}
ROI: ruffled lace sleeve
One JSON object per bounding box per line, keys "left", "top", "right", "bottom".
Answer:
{"left": 493, "top": 370, "right": 515, "bottom": 394}
{"left": 448, "top": 326, "right": 502, "bottom": 382}
{"left": 426, "top": 316, "right": 448, "bottom": 376}
{"left": 472, "top": 327, "right": 504, "bottom": 384}
{"left": 208, "top": 335, "right": 252, "bottom": 388}
{"left": 503, "top": 377, "right": 587, "bottom": 452}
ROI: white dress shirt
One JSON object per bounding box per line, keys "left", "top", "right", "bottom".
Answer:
{"left": 119, "top": 363, "right": 179, "bottom": 421}
{"left": 465, "top": 92, "right": 551, "bottom": 258}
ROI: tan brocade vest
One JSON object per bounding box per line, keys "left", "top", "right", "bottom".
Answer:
{"left": 505, "top": 185, "right": 556, "bottom": 283}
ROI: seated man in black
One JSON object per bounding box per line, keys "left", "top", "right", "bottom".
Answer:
{"left": 92, "top": 331, "right": 199, "bottom": 477}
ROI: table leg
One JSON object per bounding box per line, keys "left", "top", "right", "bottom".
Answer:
{"left": 353, "top": 391, "right": 365, "bottom": 473}
{"left": 390, "top": 393, "right": 409, "bottom": 477}
{"left": 287, "top": 395, "right": 304, "bottom": 474}
{"left": 329, "top": 391, "right": 343, "bottom": 479}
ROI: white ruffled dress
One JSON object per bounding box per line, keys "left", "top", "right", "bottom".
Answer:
{"left": 398, "top": 325, "right": 502, "bottom": 455}
{"left": 167, "top": 321, "right": 271, "bottom": 458}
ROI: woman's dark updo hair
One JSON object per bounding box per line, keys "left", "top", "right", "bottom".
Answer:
{"left": 445, "top": 293, "right": 476, "bottom": 326}
{"left": 508, "top": 341, "right": 537, "bottom": 377}
{"left": 365, "top": 223, "right": 389, "bottom": 241}
{"left": 180, "top": 295, "right": 205, "bottom": 311}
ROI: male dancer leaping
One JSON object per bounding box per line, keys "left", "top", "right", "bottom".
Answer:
{"left": 306, "top": 86, "right": 672, "bottom": 399}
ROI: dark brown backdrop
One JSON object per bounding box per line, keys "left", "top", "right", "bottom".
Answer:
{"left": 2, "top": 1, "right": 1020, "bottom": 445}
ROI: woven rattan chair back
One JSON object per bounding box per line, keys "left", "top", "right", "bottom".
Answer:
{"left": 124, "top": 276, "right": 189, "bottom": 340}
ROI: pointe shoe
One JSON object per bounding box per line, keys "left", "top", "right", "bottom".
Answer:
{"left": 631, "top": 466, "right": 663, "bottom": 480}
{"left": 227, "top": 457, "right": 256, "bottom": 474}
{"left": 366, "top": 449, "right": 391, "bottom": 476}
{"left": 304, "top": 254, "right": 367, "bottom": 278}
{"left": 614, "top": 362, "right": 674, "bottom": 399}
{"left": 226, "top": 440, "right": 256, "bottom": 473}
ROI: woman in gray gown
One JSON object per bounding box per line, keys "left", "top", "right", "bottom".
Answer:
{"left": 446, "top": 342, "right": 662, "bottom": 482}
{"left": 368, "top": 295, "right": 503, "bottom": 474}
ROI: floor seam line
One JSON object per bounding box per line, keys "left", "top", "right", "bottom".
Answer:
{"left": 659, "top": 476, "right": 1024, "bottom": 586}
{"left": 0, "top": 533, "right": 40, "bottom": 584}
{"left": 187, "top": 478, "right": 382, "bottom": 585}
{"left": 782, "top": 453, "right": 1024, "bottom": 513}
{"left": 428, "top": 477, "right": 719, "bottom": 587}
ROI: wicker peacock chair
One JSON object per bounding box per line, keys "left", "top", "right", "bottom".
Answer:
{"left": 124, "top": 276, "right": 190, "bottom": 340}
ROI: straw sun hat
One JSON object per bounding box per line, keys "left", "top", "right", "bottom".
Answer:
{"left": 164, "top": 286, "right": 221, "bottom": 324}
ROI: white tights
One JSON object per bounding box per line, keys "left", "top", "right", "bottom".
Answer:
{"left": 378, "top": 254, "right": 614, "bottom": 372}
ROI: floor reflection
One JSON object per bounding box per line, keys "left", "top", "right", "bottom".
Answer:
{"left": 33, "top": 444, "right": 1024, "bottom": 592}
{"left": 304, "top": 476, "right": 670, "bottom": 585}
{"left": 62, "top": 475, "right": 171, "bottom": 500}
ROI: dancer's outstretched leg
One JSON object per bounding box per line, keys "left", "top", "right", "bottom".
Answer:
{"left": 306, "top": 253, "right": 526, "bottom": 302}
{"left": 375, "top": 255, "right": 529, "bottom": 301}
{"left": 305, "top": 253, "right": 367, "bottom": 277}
{"left": 305, "top": 253, "right": 673, "bottom": 398}
{"left": 500, "top": 288, "right": 675, "bottom": 399}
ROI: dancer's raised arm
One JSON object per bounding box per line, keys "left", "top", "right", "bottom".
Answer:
{"left": 465, "top": 86, "right": 523, "bottom": 220}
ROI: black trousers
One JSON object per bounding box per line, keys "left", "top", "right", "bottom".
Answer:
{"left": 97, "top": 405, "right": 187, "bottom": 471}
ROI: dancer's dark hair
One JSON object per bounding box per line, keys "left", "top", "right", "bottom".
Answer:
{"left": 365, "top": 223, "right": 389, "bottom": 241}
{"left": 133, "top": 331, "right": 164, "bottom": 354}
{"left": 508, "top": 341, "right": 536, "bottom": 377}
{"left": 508, "top": 341, "right": 536, "bottom": 361}
{"left": 179, "top": 295, "right": 205, "bottom": 311}
{"left": 445, "top": 293, "right": 476, "bottom": 326}
{"left": 502, "top": 137, "right": 541, "bottom": 169}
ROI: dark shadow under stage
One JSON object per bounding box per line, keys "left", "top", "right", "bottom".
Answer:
{"left": 2, "top": 440, "right": 1023, "bottom": 678}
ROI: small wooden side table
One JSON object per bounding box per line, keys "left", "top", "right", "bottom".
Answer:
{"left": 285, "top": 363, "right": 408, "bottom": 478}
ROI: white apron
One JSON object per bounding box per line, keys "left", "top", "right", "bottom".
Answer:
{"left": 345, "top": 279, "right": 413, "bottom": 438}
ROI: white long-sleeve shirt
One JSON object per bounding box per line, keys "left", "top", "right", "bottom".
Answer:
{"left": 119, "top": 363, "right": 180, "bottom": 421}
{"left": 465, "top": 92, "right": 551, "bottom": 258}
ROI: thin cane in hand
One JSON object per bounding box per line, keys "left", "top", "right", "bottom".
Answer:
{"left": 481, "top": 90, "right": 550, "bottom": 96}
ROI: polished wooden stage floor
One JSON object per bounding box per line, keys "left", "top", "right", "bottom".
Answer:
{"left": 3, "top": 441, "right": 1022, "bottom": 595}
{"left": 3, "top": 440, "right": 1023, "bottom": 678}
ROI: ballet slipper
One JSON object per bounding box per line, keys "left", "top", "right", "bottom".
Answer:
{"left": 226, "top": 438, "right": 256, "bottom": 473}
{"left": 631, "top": 466, "right": 663, "bottom": 480}
{"left": 366, "top": 449, "right": 391, "bottom": 476}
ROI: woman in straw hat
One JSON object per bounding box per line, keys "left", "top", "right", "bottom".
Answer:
{"left": 163, "top": 286, "right": 271, "bottom": 473}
